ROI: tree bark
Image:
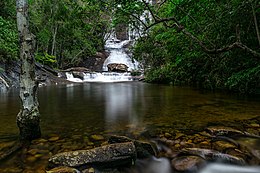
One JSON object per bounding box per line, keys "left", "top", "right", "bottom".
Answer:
{"left": 251, "top": 1, "right": 260, "bottom": 47}
{"left": 16, "top": 0, "right": 41, "bottom": 141}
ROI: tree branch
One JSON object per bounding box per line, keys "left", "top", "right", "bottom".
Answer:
{"left": 141, "top": 1, "right": 260, "bottom": 58}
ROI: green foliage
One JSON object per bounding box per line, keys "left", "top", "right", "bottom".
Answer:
{"left": 29, "top": 0, "right": 112, "bottom": 68}
{"left": 226, "top": 66, "right": 260, "bottom": 93}
{"left": 129, "top": 0, "right": 260, "bottom": 94}
{"left": 0, "top": 16, "right": 18, "bottom": 61}
{"left": 35, "top": 52, "right": 57, "bottom": 67}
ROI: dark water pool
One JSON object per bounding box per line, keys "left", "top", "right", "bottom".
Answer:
{"left": 0, "top": 82, "right": 260, "bottom": 172}
{"left": 1, "top": 82, "right": 260, "bottom": 138}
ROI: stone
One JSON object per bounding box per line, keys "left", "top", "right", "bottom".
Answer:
{"left": 212, "top": 141, "right": 237, "bottom": 152}
{"left": 62, "top": 67, "right": 90, "bottom": 73}
{"left": 49, "top": 142, "right": 136, "bottom": 168}
{"left": 198, "top": 141, "right": 211, "bottom": 148}
{"left": 90, "top": 134, "right": 105, "bottom": 141}
{"left": 164, "top": 132, "right": 172, "bottom": 138}
{"left": 72, "top": 72, "right": 84, "bottom": 80}
{"left": 180, "top": 148, "right": 245, "bottom": 165}
{"left": 175, "top": 133, "right": 185, "bottom": 139}
{"left": 171, "top": 156, "right": 206, "bottom": 172}
{"left": 108, "top": 135, "right": 157, "bottom": 158}
{"left": 47, "top": 166, "right": 80, "bottom": 173}
{"left": 49, "top": 137, "right": 60, "bottom": 142}
{"left": 107, "top": 63, "right": 128, "bottom": 72}
{"left": 206, "top": 126, "right": 244, "bottom": 137}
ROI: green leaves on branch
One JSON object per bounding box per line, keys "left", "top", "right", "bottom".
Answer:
{"left": 35, "top": 52, "right": 57, "bottom": 67}
{"left": 0, "top": 17, "right": 18, "bottom": 61}
{"left": 130, "top": 0, "right": 260, "bottom": 93}
{"left": 30, "top": 0, "right": 111, "bottom": 68}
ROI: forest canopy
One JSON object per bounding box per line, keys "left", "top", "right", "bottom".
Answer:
{"left": 112, "top": 0, "right": 260, "bottom": 93}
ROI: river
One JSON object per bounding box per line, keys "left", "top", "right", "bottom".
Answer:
{"left": 1, "top": 82, "right": 260, "bottom": 137}
{"left": 0, "top": 83, "right": 260, "bottom": 172}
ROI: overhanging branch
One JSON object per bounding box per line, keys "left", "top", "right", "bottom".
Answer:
{"left": 141, "top": 1, "right": 260, "bottom": 58}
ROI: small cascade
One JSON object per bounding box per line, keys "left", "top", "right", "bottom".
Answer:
{"left": 103, "top": 36, "right": 139, "bottom": 71}
{"left": 199, "top": 163, "right": 260, "bottom": 173}
{"left": 65, "top": 72, "right": 133, "bottom": 83}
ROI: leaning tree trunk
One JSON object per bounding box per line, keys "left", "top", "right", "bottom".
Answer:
{"left": 16, "top": 0, "right": 41, "bottom": 141}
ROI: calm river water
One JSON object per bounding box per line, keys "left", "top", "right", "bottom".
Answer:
{"left": 0, "top": 82, "right": 260, "bottom": 173}
{"left": 1, "top": 82, "right": 260, "bottom": 138}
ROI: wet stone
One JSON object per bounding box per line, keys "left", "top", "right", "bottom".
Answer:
{"left": 26, "top": 156, "right": 37, "bottom": 163}
{"left": 47, "top": 166, "right": 80, "bottom": 173}
{"left": 249, "top": 123, "right": 260, "bottom": 128}
{"left": 164, "top": 132, "right": 172, "bottom": 138}
{"left": 171, "top": 156, "right": 206, "bottom": 172}
{"left": 198, "top": 141, "right": 211, "bottom": 148}
{"left": 206, "top": 126, "right": 244, "bottom": 137}
{"left": 49, "top": 136, "right": 60, "bottom": 142}
{"left": 212, "top": 141, "right": 237, "bottom": 152}
{"left": 175, "top": 133, "right": 185, "bottom": 139}
{"left": 90, "top": 134, "right": 105, "bottom": 141}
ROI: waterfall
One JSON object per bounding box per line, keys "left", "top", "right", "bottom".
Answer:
{"left": 62, "top": 30, "right": 141, "bottom": 83}
{"left": 103, "top": 38, "right": 139, "bottom": 71}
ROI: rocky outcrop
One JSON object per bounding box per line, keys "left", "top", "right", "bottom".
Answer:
{"left": 107, "top": 63, "right": 128, "bottom": 72}
{"left": 0, "top": 61, "right": 20, "bottom": 90}
{"left": 79, "top": 51, "right": 108, "bottom": 72}
{"left": 49, "top": 142, "right": 136, "bottom": 168}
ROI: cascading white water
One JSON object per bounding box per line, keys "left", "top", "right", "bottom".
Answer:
{"left": 199, "top": 163, "right": 260, "bottom": 173}
{"left": 65, "top": 72, "right": 133, "bottom": 83}
{"left": 64, "top": 33, "right": 140, "bottom": 83}
{"left": 103, "top": 39, "right": 139, "bottom": 71}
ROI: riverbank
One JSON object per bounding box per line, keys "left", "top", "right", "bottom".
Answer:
{"left": 0, "top": 116, "right": 259, "bottom": 173}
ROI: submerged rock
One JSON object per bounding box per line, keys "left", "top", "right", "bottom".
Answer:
{"left": 171, "top": 156, "right": 206, "bottom": 172}
{"left": 206, "top": 126, "right": 244, "bottom": 137}
{"left": 49, "top": 142, "right": 136, "bottom": 168}
{"left": 180, "top": 148, "right": 245, "bottom": 165}
{"left": 47, "top": 166, "right": 80, "bottom": 173}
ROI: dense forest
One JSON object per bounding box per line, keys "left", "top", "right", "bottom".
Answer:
{"left": 1, "top": 0, "right": 260, "bottom": 93}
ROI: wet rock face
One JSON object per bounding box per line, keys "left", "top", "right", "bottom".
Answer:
{"left": 79, "top": 51, "right": 108, "bottom": 72}
{"left": 107, "top": 63, "right": 128, "bottom": 72}
{"left": 0, "top": 61, "right": 20, "bottom": 90}
{"left": 49, "top": 142, "right": 137, "bottom": 168}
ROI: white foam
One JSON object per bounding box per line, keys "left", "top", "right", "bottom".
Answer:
{"left": 199, "top": 163, "right": 260, "bottom": 173}
{"left": 65, "top": 72, "right": 133, "bottom": 83}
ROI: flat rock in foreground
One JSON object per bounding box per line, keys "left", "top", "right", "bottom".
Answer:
{"left": 49, "top": 142, "right": 136, "bottom": 168}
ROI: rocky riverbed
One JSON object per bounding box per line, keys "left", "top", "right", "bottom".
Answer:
{"left": 0, "top": 116, "right": 259, "bottom": 173}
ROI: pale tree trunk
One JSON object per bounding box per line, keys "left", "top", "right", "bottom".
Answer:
{"left": 16, "top": 0, "right": 41, "bottom": 140}
{"left": 251, "top": 2, "right": 260, "bottom": 47}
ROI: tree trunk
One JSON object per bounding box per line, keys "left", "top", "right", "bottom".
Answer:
{"left": 251, "top": 2, "right": 260, "bottom": 47}
{"left": 16, "top": 0, "right": 41, "bottom": 141}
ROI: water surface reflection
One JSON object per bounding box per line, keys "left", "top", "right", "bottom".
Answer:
{"left": 0, "top": 83, "right": 260, "bottom": 137}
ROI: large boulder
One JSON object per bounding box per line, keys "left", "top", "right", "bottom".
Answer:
{"left": 108, "top": 135, "right": 157, "bottom": 159}
{"left": 79, "top": 51, "right": 109, "bottom": 72}
{"left": 49, "top": 142, "right": 136, "bottom": 168}
{"left": 107, "top": 63, "right": 128, "bottom": 72}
